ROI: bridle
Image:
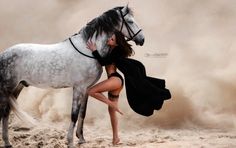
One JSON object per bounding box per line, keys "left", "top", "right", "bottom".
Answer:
{"left": 119, "top": 9, "right": 142, "bottom": 41}
{"left": 69, "top": 9, "right": 142, "bottom": 59}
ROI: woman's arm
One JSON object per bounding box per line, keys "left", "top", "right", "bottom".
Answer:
{"left": 92, "top": 50, "right": 110, "bottom": 66}
{"left": 86, "top": 39, "right": 112, "bottom": 66}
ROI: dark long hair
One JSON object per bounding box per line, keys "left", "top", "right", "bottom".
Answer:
{"left": 114, "top": 31, "right": 134, "bottom": 57}
{"left": 81, "top": 7, "right": 133, "bottom": 41}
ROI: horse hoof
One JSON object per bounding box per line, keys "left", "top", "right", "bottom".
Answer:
{"left": 5, "top": 145, "right": 12, "bottom": 148}
{"left": 67, "top": 145, "right": 75, "bottom": 148}
{"left": 76, "top": 133, "right": 86, "bottom": 144}
{"left": 76, "top": 133, "right": 79, "bottom": 139}
{"left": 78, "top": 139, "right": 86, "bottom": 144}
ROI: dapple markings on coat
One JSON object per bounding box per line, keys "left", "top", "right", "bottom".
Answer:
{"left": 0, "top": 6, "right": 144, "bottom": 147}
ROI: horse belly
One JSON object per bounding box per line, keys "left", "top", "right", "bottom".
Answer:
{"left": 12, "top": 48, "right": 72, "bottom": 88}
{"left": 18, "top": 60, "right": 74, "bottom": 88}
{"left": 24, "top": 66, "right": 101, "bottom": 89}
{"left": 17, "top": 57, "right": 101, "bottom": 89}
{"left": 6, "top": 43, "right": 102, "bottom": 89}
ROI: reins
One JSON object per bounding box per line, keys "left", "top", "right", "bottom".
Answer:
{"left": 69, "top": 37, "right": 96, "bottom": 59}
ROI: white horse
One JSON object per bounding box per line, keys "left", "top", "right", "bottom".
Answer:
{"left": 0, "top": 6, "right": 144, "bottom": 147}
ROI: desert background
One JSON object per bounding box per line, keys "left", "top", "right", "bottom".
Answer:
{"left": 0, "top": 0, "right": 236, "bottom": 147}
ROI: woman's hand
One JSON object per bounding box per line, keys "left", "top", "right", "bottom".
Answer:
{"left": 86, "top": 39, "right": 97, "bottom": 51}
{"left": 110, "top": 103, "right": 123, "bottom": 115}
{"left": 114, "top": 107, "right": 123, "bottom": 115}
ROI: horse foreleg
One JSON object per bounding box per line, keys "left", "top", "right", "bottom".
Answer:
{"left": 67, "top": 87, "right": 85, "bottom": 148}
{"left": 76, "top": 94, "right": 88, "bottom": 144}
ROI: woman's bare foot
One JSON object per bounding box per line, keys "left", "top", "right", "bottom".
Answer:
{"left": 112, "top": 137, "right": 120, "bottom": 145}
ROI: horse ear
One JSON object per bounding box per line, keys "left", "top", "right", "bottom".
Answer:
{"left": 126, "top": 3, "right": 129, "bottom": 8}
{"left": 122, "top": 4, "right": 129, "bottom": 14}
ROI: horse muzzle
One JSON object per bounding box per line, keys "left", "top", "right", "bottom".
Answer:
{"left": 134, "top": 38, "right": 145, "bottom": 46}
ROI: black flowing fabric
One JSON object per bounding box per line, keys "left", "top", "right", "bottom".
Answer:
{"left": 115, "top": 58, "right": 171, "bottom": 116}
{"left": 92, "top": 49, "right": 171, "bottom": 116}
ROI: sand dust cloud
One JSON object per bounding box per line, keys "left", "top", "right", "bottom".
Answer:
{"left": 0, "top": 0, "right": 236, "bottom": 147}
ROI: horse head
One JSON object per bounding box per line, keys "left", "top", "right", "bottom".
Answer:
{"left": 81, "top": 6, "right": 145, "bottom": 47}
{"left": 117, "top": 5, "right": 145, "bottom": 46}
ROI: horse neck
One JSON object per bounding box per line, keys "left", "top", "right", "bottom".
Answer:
{"left": 93, "top": 32, "right": 110, "bottom": 57}
{"left": 72, "top": 31, "right": 110, "bottom": 57}
{"left": 69, "top": 33, "right": 93, "bottom": 57}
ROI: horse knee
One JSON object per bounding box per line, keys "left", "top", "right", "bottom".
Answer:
{"left": 71, "top": 113, "right": 78, "bottom": 123}
{"left": 71, "top": 108, "right": 79, "bottom": 123}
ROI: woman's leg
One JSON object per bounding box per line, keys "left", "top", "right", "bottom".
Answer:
{"left": 88, "top": 76, "right": 123, "bottom": 144}
{"left": 108, "top": 98, "right": 120, "bottom": 144}
{"left": 108, "top": 88, "right": 122, "bottom": 145}
{"left": 87, "top": 77, "right": 123, "bottom": 114}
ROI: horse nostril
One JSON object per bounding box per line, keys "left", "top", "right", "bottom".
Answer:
{"left": 140, "top": 38, "right": 145, "bottom": 46}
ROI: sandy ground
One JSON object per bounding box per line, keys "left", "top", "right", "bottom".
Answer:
{"left": 1, "top": 0, "right": 236, "bottom": 147}
{"left": 1, "top": 115, "right": 235, "bottom": 148}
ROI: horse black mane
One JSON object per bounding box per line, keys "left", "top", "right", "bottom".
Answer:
{"left": 81, "top": 6, "right": 133, "bottom": 41}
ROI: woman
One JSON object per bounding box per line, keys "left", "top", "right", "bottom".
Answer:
{"left": 87, "top": 31, "right": 134, "bottom": 145}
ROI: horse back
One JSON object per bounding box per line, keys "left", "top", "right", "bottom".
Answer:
{"left": 0, "top": 41, "right": 102, "bottom": 89}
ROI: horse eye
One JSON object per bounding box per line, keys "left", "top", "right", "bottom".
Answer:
{"left": 127, "top": 20, "right": 133, "bottom": 24}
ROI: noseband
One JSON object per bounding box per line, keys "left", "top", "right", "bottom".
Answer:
{"left": 119, "top": 9, "right": 142, "bottom": 41}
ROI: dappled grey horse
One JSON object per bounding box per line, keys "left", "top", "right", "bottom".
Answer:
{"left": 0, "top": 6, "right": 144, "bottom": 147}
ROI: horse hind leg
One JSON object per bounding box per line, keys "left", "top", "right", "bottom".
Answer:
{"left": 0, "top": 95, "right": 12, "bottom": 148}
{"left": 2, "top": 113, "right": 12, "bottom": 148}
{"left": 0, "top": 83, "right": 24, "bottom": 148}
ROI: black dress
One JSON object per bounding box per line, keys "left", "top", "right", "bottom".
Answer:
{"left": 92, "top": 47, "right": 171, "bottom": 116}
